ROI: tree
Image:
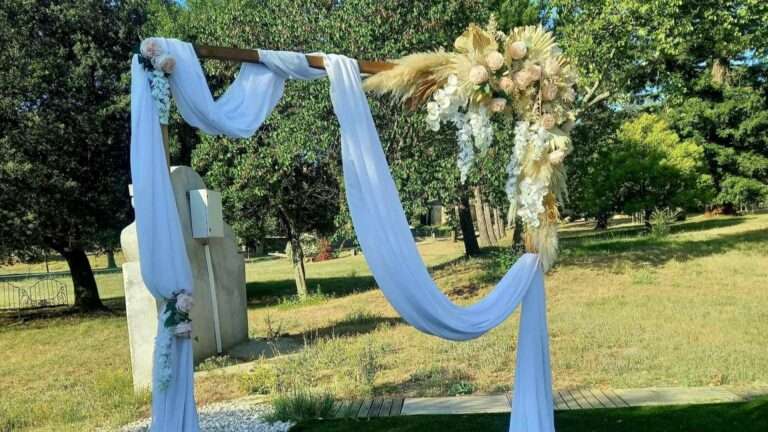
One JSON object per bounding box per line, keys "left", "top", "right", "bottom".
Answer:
{"left": 665, "top": 72, "right": 768, "bottom": 211}
{"left": 150, "top": 0, "right": 493, "bottom": 265}
{"left": 0, "top": 0, "right": 147, "bottom": 311}
{"left": 610, "top": 114, "right": 714, "bottom": 222}
{"left": 549, "top": 0, "right": 768, "bottom": 220}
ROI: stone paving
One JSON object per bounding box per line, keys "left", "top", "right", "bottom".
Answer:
{"left": 335, "top": 386, "right": 768, "bottom": 417}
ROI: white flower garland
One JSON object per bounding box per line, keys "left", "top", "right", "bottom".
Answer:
{"left": 426, "top": 75, "right": 494, "bottom": 182}
{"left": 139, "top": 38, "right": 176, "bottom": 125}
{"left": 505, "top": 121, "right": 554, "bottom": 228}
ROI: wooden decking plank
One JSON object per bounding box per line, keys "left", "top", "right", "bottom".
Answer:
{"left": 566, "top": 389, "right": 586, "bottom": 409}
{"left": 332, "top": 400, "right": 348, "bottom": 417}
{"left": 579, "top": 388, "right": 606, "bottom": 409}
{"left": 369, "top": 398, "right": 384, "bottom": 417}
{"left": 557, "top": 391, "right": 574, "bottom": 410}
{"left": 378, "top": 398, "right": 394, "bottom": 417}
{"left": 390, "top": 397, "right": 404, "bottom": 416}
{"left": 553, "top": 391, "right": 570, "bottom": 410}
{"left": 602, "top": 389, "right": 630, "bottom": 407}
{"left": 590, "top": 388, "right": 615, "bottom": 408}
{"left": 345, "top": 400, "right": 362, "bottom": 418}
{"left": 357, "top": 398, "right": 374, "bottom": 418}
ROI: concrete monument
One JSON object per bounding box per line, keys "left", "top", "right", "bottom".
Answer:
{"left": 121, "top": 166, "right": 248, "bottom": 391}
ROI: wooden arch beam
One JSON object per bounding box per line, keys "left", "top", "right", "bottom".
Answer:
{"left": 193, "top": 45, "right": 395, "bottom": 74}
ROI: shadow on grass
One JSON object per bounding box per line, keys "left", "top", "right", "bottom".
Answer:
{"left": 560, "top": 217, "right": 765, "bottom": 269}
{"left": 231, "top": 316, "right": 404, "bottom": 360}
{"left": 292, "top": 397, "right": 768, "bottom": 432}
{"left": 246, "top": 275, "right": 378, "bottom": 307}
{"left": 247, "top": 254, "right": 470, "bottom": 307}
{"left": 560, "top": 216, "right": 746, "bottom": 243}
{"left": 0, "top": 296, "right": 126, "bottom": 325}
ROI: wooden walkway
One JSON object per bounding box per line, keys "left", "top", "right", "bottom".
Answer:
{"left": 334, "top": 386, "right": 768, "bottom": 417}
{"left": 333, "top": 397, "right": 405, "bottom": 418}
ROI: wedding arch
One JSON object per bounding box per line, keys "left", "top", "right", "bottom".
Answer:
{"left": 131, "top": 23, "right": 579, "bottom": 432}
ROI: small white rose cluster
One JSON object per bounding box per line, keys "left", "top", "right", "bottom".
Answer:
{"left": 139, "top": 38, "right": 176, "bottom": 125}
{"left": 426, "top": 75, "right": 494, "bottom": 182}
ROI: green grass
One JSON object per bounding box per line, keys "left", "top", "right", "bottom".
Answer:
{"left": 1, "top": 215, "right": 767, "bottom": 430}
{"left": 292, "top": 397, "right": 768, "bottom": 432}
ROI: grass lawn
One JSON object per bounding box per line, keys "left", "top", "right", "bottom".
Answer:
{"left": 1, "top": 213, "right": 767, "bottom": 431}
{"left": 292, "top": 397, "right": 768, "bottom": 432}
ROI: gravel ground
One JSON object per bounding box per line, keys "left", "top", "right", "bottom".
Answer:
{"left": 118, "top": 397, "right": 294, "bottom": 432}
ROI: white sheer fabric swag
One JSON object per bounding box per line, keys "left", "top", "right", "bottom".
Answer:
{"left": 130, "top": 38, "right": 554, "bottom": 432}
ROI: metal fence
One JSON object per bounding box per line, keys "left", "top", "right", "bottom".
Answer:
{"left": 0, "top": 275, "right": 69, "bottom": 313}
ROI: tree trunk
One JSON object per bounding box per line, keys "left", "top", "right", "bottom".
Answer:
{"left": 512, "top": 216, "right": 525, "bottom": 252}
{"left": 106, "top": 249, "right": 117, "bottom": 269}
{"left": 482, "top": 201, "right": 498, "bottom": 245}
{"left": 595, "top": 212, "right": 609, "bottom": 230}
{"left": 288, "top": 235, "right": 308, "bottom": 299}
{"left": 279, "top": 209, "right": 308, "bottom": 299}
{"left": 458, "top": 194, "right": 480, "bottom": 256}
{"left": 472, "top": 187, "right": 492, "bottom": 247}
{"left": 493, "top": 208, "right": 504, "bottom": 239}
{"left": 643, "top": 208, "right": 653, "bottom": 231}
{"left": 58, "top": 247, "right": 104, "bottom": 311}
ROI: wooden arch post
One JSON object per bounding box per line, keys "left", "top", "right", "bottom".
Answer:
{"left": 159, "top": 44, "right": 394, "bottom": 164}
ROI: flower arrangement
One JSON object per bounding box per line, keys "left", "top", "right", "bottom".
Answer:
{"left": 164, "top": 291, "right": 194, "bottom": 337}
{"left": 138, "top": 38, "right": 176, "bottom": 124}
{"left": 155, "top": 291, "right": 194, "bottom": 390}
{"left": 364, "top": 20, "right": 579, "bottom": 270}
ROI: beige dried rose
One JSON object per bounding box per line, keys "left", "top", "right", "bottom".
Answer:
{"left": 542, "top": 83, "right": 559, "bottom": 101}
{"left": 527, "top": 64, "right": 542, "bottom": 81}
{"left": 489, "top": 98, "right": 507, "bottom": 112}
{"left": 485, "top": 51, "right": 505, "bottom": 71}
{"left": 499, "top": 76, "right": 516, "bottom": 93}
{"left": 541, "top": 113, "right": 557, "bottom": 129}
{"left": 469, "top": 65, "right": 490, "bottom": 84}
{"left": 507, "top": 41, "right": 528, "bottom": 60}
{"left": 514, "top": 71, "right": 533, "bottom": 89}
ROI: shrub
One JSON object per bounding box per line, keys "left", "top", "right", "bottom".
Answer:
{"left": 195, "top": 355, "right": 236, "bottom": 372}
{"left": 650, "top": 208, "right": 674, "bottom": 237}
{"left": 354, "top": 338, "right": 385, "bottom": 394}
{"left": 268, "top": 390, "right": 335, "bottom": 422}
{"left": 239, "top": 365, "right": 277, "bottom": 395}
{"left": 312, "top": 238, "right": 334, "bottom": 262}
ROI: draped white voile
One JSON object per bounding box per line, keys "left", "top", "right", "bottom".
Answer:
{"left": 130, "top": 38, "right": 554, "bottom": 432}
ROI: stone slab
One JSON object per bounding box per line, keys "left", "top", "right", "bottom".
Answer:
{"left": 610, "top": 387, "right": 742, "bottom": 407}
{"left": 402, "top": 395, "right": 511, "bottom": 415}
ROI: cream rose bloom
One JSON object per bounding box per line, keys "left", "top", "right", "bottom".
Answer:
{"left": 469, "top": 65, "right": 490, "bottom": 84}
{"left": 176, "top": 293, "right": 194, "bottom": 313}
{"left": 514, "top": 71, "right": 531, "bottom": 89}
{"left": 152, "top": 54, "right": 175, "bottom": 74}
{"left": 542, "top": 83, "right": 559, "bottom": 101}
{"left": 140, "top": 38, "right": 163, "bottom": 58}
{"left": 526, "top": 64, "right": 542, "bottom": 81}
{"left": 507, "top": 41, "right": 528, "bottom": 60}
{"left": 489, "top": 98, "right": 507, "bottom": 112}
{"left": 499, "top": 76, "right": 516, "bottom": 93}
{"left": 485, "top": 51, "right": 505, "bottom": 71}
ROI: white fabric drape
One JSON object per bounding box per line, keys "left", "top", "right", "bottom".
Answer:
{"left": 130, "top": 38, "right": 554, "bottom": 432}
